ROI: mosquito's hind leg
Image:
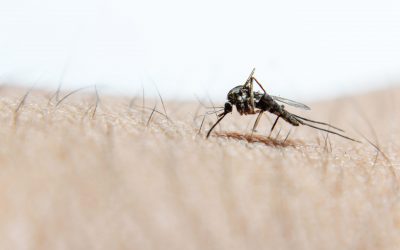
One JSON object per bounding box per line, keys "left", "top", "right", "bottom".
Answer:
{"left": 301, "top": 122, "right": 361, "bottom": 143}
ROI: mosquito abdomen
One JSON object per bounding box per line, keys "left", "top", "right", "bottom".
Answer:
{"left": 281, "top": 111, "right": 300, "bottom": 126}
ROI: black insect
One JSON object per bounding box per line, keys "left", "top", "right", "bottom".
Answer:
{"left": 206, "top": 68, "right": 359, "bottom": 142}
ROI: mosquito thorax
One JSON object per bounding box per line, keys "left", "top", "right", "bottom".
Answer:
{"left": 227, "top": 85, "right": 246, "bottom": 104}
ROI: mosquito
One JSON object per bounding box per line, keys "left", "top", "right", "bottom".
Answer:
{"left": 206, "top": 68, "right": 359, "bottom": 142}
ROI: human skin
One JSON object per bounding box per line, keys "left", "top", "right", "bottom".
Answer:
{"left": 0, "top": 86, "right": 399, "bottom": 250}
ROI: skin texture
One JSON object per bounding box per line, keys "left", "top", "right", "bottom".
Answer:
{"left": 0, "top": 85, "right": 399, "bottom": 250}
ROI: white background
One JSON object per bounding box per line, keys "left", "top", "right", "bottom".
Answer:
{"left": 1, "top": 0, "right": 400, "bottom": 101}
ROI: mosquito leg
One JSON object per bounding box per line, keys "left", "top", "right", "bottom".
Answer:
{"left": 302, "top": 122, "right": 361, "bottom": 143}
{"left": 249, "top": 77, "right": 255, "bottom": 113}
{"left": 243, "top": 68, "right": 256, "bottom": 88}
{"left": 251, "top": 111, "right": 264, "bottom": 135}
{"left": 271, "top": 116, "right": 280, "bottom": 133}
{"left": 293, "top": 114, "right": 344, "bottom": 132}
{"left": 206, "top": 113, "right": 227, "bottom": 139}
{"left": 252, "top": 77, "right": 267, "bottom": 94}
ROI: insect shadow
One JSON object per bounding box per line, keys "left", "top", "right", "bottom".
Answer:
{"left": 213, "top": 131, "right": 300, "bottom": 147}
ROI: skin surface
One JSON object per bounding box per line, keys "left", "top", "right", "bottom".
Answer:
{"left": 0, "top": 85, "right": 399, "bottom": 250}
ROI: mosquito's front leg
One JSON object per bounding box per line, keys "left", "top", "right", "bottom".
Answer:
{"left": 242, "top": 68, "right": 257, "bottom": 114}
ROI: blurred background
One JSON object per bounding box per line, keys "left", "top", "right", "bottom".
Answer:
{"left": 1, "top": 0, "right": 400, "bottom": 101}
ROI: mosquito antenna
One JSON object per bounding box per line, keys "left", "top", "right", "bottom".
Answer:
{"left": 293, "top": 114, "right": 345, "bottom": 132}
{"left": 205, "top": 108, "right": 224, "bottom": 115}
{"left": 205, "top": 106, "right": 224, "bottom": 109}
{"left": 206, "top": 95, "right": 224, "bottom": 132}
{"left": 193, "top": 109, "right": 224, "bottom": 119}
{"left": 206, "top": 96, "right": 220, "bottom": 119}
{"left": 302, "top": 122, "right": 360, "bottom": 143}
{"left": 194, "top": 107, "right": 224, "bottom": 117}
{"left": 206, "top": 113, "right": 227, "bottom": 138}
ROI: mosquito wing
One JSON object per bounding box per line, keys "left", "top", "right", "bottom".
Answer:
{"left": 270, "top": 95, "right": 311, "bottom": 110}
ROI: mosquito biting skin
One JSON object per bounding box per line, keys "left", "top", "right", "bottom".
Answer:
{"left": 206, "top": 68, "right": 360, "bottom": 143}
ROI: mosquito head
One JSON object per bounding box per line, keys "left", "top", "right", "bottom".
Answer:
{"left": 224, "top": 101, "right": 233, "bottom": 114}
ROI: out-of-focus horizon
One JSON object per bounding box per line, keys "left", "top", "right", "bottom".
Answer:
{"left": 1, "top": 0, "right": 400, "bottom": 101}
